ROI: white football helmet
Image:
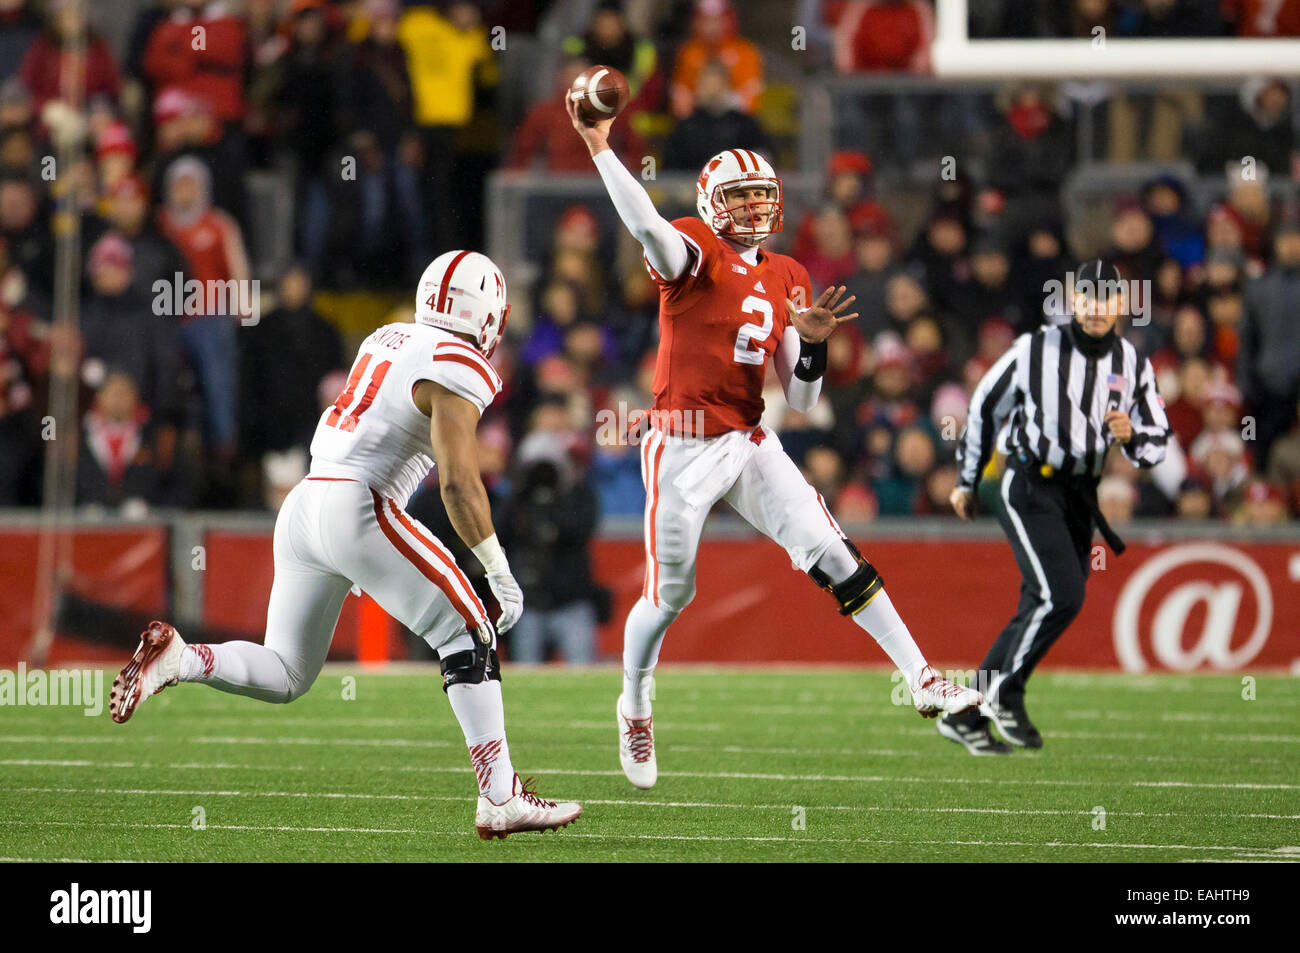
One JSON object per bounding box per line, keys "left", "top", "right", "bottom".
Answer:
{"left": 415, "top": 250, "right": 511, "bottom": 358}
{"left": 696, "top": 148, "right": 783, "bottom": 245}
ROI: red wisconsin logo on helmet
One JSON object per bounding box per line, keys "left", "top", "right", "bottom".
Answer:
{"left": 698, "top": 156, "right": 723, "bottom": 193}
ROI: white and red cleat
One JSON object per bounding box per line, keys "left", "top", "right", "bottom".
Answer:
{"left": 910, "top": 665, "right": 983, "bottom": 719}
{"left": 475, "top": 774, "right": 582, "bottom": 840}
{"left": 617, "top": 695, "right": 657, "bottom": 789}
{"left": 110, "top": 620, "right": 186, "bottom": 724}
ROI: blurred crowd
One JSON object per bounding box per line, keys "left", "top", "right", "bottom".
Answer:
{"left": 0, "top": 0, "right": 1297, "bottom": 569}
{"left": 762, "top": 157, "right": 1300, "bottom": 532}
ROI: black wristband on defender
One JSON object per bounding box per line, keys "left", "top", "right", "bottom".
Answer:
{"left": 793, "top": 338, "right": 827, "bottom": 381}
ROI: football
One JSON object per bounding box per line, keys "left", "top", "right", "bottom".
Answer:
{"left": 568, "top": 64, "right": 630, "bottom": 125}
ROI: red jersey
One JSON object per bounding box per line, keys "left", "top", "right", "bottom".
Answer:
{"left": 647, "top": 217, "right": 813, "bottom": 437}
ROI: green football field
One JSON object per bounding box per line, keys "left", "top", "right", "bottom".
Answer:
{"left": 1, "top": 666, "right": 1297, "bottom": 862}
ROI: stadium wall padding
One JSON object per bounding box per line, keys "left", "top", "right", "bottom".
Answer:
{"left": 2, "top": 527, "right": 1295, "bottom": 672}
{"left": 0, "top": 528, "right": 169, "bottom": 666}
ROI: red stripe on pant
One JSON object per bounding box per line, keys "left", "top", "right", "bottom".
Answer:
{"left": 641, "top": 433, "right": 652, "bottom": 601}
{"left": 816, "top": 492, "right": 846, "bottom": 539}
{"left": 370, "top": 490, "right": 482, "bottom": 631}
{"left": 643, "top": 431, "right": 665, "bottom": 606}
{"left": 385, "top": 496, "right": 488, "bottom": 619}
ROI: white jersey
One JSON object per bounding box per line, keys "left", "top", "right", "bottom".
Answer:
{"left": 309, "top": 322, "right": 502, "bottom": 504}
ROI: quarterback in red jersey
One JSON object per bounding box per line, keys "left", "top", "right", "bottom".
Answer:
{"left": 569, "top": 96, "right": 982, "bottom": 789}
{"left": 646, "top": 210, "right": 815, "bottom": 436}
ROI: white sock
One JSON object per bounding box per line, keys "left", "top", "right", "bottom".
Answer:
{"left": 852, "top": 589, "right": 929, "bottom": 687}
{"left": 179, "top": 641, "right": 298, "bottom": 703}
{"left": 446, "top": 681, "right": 515, "bottom": 803}
{"left": 814, "top": 545, "right": 928, "bottom": 687}
{"left": 621, "top": 597, "right": 678, "bottom": 719}
{"left": 178, "top": 644, "right": 212, "bottom": 681}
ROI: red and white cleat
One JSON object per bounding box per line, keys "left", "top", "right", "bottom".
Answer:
{"left": 110, "top": 621, "right": 185, "bottom": 724}
{"left": 911, "top": 665, "right": 983, "bottom": 719}
{"left": 617, "top": 695, "right": 657, "bottom": 789}
{"left": 475, "top": 774, "right": 582, "bottom": 840}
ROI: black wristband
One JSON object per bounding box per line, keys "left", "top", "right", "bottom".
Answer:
{"left": 793, "top": 338, "right": 827, "bottom": 382}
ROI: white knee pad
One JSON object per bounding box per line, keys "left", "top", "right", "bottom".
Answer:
{"left": 655, "top": 573, "right": 696, "bottom": 614}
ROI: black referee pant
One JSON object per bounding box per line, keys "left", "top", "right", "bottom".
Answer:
{"left": 960, "top": 462, "right": 1095, "bottom": 720}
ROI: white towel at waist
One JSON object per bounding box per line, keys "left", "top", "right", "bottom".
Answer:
{"left": 670, "top": 427, "right": 761, "bottom": 509}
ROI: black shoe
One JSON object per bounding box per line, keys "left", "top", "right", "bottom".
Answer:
{"left": 937, "top": 715, "right": 1012, "bottom": 756}
{"left": 983, "top": 699, "right": 1043, "bottom": 748}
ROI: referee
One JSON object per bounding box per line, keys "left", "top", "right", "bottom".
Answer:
{"left": 942, "top": 260, "right": 1172, "bottom": 755}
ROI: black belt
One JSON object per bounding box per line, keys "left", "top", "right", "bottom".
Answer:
{"left": 1009, "top": 453, "right": 1126, "bottom": 555}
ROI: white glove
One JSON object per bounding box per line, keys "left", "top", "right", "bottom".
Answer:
{"left": 486, "top": 570, "right": 523, "bottom": 634}
{"left": 472, "top": 534, "right": 523, "bottom": 634}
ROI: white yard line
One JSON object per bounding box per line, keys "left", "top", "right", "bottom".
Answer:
{"left": 562, "top": 833, "right": 1300, "bottom": 853}
{"left": 0, "top": 735, "right": 465, "bottom": 748}
{"left": 1, "top": 759, "right": 143, "bottom": 768}
{"left": 1134, "top": 780, "right": 1300, "bottom": 790}
{"left": 0, "top": 857, "right": 150, "bottom": 863}
{"left": 668, "top": 744, "right": 1295, "bottom": 767}
{"left": 0, "top": 718, "right": 729, "bottom": 733}
{"left": 1059, "top": 710, "right": 1300, "bottom": 724}
{"left": 1, "top": 731, "right": 1293, "bottom": 767}
{"left": 1180, "top": 858, "right": 1300, "bottom": 863}
{"left": 939, "top": 729, "right": 1300, "bottom": 743}
{"left": 10, "top": 703, "right": 1298, "bottom": 723}
{"left": 5, "top": 725, "right": 1300, "bottom": 748}
{"left": 4, "top": 762, "right": 1298, "bottom": 790}
{"left": 5, "top": 785, "right": 1299, "bottom": 821}
{"left": 15, "top": 819, "right": 424, "bottom": 835}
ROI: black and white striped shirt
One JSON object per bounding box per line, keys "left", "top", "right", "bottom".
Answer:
{"left": 956, "top": 324, "right": 1171, "bottom": 490}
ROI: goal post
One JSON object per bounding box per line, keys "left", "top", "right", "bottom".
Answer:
{"left": 932, "top": 0, "right": 1300, "bottom": 79}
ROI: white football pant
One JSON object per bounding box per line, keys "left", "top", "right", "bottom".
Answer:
{"left": 199, "top": 476, "right": 487, "bottom": 702}
{"left": 638, "top": 425, "right": 846, "bottom": 613}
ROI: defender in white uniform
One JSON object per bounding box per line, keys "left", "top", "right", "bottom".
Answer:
{"left": 110, "top": 250, "right": 582, "bottom": 840}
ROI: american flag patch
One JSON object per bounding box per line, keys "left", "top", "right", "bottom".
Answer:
{"left": 1106, "top": 373, "right": 1128, "bottom": 391}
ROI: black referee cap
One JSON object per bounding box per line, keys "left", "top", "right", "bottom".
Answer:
{"left": 1072, "top": 258, "right": 1125, "bottom": 303}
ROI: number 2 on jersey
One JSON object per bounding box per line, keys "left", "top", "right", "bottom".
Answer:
{"left": 325, "top": 352, "right": 391, "bottom": 432}
{"left": 733, "top": 295, "right": 773, "bottom": 365}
